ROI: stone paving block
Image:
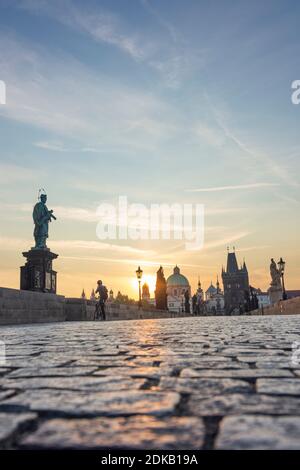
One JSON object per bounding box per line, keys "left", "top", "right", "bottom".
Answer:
{"left": 4, "top": 358, "right": 72, "bottom": 368}
{"left": 2, "top": 390, "right": 180, "bottom": 417}
{"left": 20, "top": 415, "right": 205, "bottom": 450}
{"left": 158, "top": 358, "right": 249, "bottom": 369}
{"left": 0, "top": 390, "right": 16, "bottom": 401}
{"left": 188, "top": 393, "right": 300, "bottom": 416}
{"left": 256, "top": 378, "right": 300, "bottom": 395}
{"left": 0, "top": 412, "right": 37, "bottom": 446}
{"left": 216, "top": 415, "right": 300, "bottom": 449}
{"left": 1, "top": 376, "right": 145, "bottom": 392}
{"left": 255, "top": 360, "right": 300, "bottom": 369}
{"left": 159, "top": 377, "right": 251, "bottom": 395}
{"left": 7, "top": 367, "right": 98, "bottom": 378}
{"left": 180, "top": 368, "right": 293, "bottom": 379}
{"left": 93, "top": 366, "right": 173, "bottom": 379}
{"left": 219, "top": 348, "right": 288, "bottom": 356}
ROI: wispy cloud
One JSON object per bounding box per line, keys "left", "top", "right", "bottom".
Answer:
{"left": 0, "top": 163, "right": 43, "bottom": 184}
{"left": 0, "top": 33, "right": 177, "bottom": 151}
{"left": 18, "top": 0, "right": 204, "bottom": 89}
{"left": 205, "top": 95, "right": 299, "bottom": 187}
{"left": 194, "top": 122, "right": 225, "bottom": 148}
{"left": 19, "top": 0, "right": 146, "bottom": 60}
{"left": 33, "top": 141, "right": 100, "bottom": 153}
{"left": 186, "top": 183, "right": 280, "bottom": 193}
{"left": 0, "top": 236, "right": 155, "bottom": 256}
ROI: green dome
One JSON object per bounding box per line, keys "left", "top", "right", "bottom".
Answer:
{"left": 167, "top": 266, "right": 190, "bottom": 287}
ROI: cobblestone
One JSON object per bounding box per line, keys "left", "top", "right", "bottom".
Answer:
{"left": 216, "top": 415, "right": 300, "bottom": 449}
{"left": 20, "top": 416, "right": 205, "bottom": 450}
{"left": 0, "top": 315, "right": 300, "bottom": 449}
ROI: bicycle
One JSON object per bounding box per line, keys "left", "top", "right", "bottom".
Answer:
{"left": 94, "top": 300, "right": 106, "bottom": 321}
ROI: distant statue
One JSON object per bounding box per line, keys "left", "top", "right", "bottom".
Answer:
{"left": 33, "top": 191, "right": 56, "bottom": 249}
{"left": 270, "top": 258, "right": 281, "bottom": 287}
{"left": 155, "top": 266, "right": 168, "bottom": 310}
{"left": 184, "top": 289, "right": 190, "bottom": 314}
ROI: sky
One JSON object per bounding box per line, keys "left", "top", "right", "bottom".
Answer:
{"left": 0, "top": 0, "right": 300, "bottom": 298}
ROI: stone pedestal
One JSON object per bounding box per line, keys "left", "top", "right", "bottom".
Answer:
{"left": 268, "top": 285, "right": 283, "bottom": 305}
{"left": 20, "top": 248, "right": 58, "bottom": 294}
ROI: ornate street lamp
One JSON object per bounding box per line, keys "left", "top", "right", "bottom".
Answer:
{"left": 278, "top": 257, "right": 287, "bottom": 300}
{"left": 136, "top": 266, "right": 143, "bottom": 309}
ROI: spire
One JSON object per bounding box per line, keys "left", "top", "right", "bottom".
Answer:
{"left": 90, "top": 289, "right": 96, "bottom": 300}
{"left": 216, "top": 275, "right": 220, "bottom": 292}
{"left": 81, "top": 289, "right": 86, "bottom": 299}
{"left": 226, "top": 251, "right": 239, "bottom": 273}
{"left": 174, "top": 265, "right": 180, "bottom": 275}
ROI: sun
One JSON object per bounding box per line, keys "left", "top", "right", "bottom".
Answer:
{"left": 131, "top": 274, "right": 156, "bottom": 297}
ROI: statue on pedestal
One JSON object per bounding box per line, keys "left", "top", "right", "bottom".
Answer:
{"left": 20, "top": 190, "right": 58, "bottom": 294}
{"left": 270, "top": 258, "right": 281, "bottom": 287}
{"left": 155, "top": 266, "right": 168, "bottom": 310}
{"left": 268, "top": 258, "right": 283, "bottom": 304}
{"left": 184, "top": 289, "right": 190, "bottom": 314}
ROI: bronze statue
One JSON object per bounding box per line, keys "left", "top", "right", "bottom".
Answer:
{"left": 33, "top": 191, "right": 56, "bottom": 249}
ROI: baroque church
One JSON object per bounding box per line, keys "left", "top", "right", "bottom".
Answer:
{"left": 166, "top": 265, "right": 191, "bottom": 312}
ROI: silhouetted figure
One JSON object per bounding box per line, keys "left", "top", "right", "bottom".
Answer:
{"left": 184, "top": 289, "right": 190, "bottom": 313}
{"left": 192, "top": 294, "right": 197, "bottom": 315}
{"left": 33, "top": 192, "right": 56, "bottom": 249}
{"left": 95, "top": 280, "right": 108, "bottom": 320}
{"left": 155, "top": 266, "right": 168, "bottom": 310}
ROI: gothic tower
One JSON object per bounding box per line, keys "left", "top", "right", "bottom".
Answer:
{"left": 222, "top": 249, "right": 249, "bottom": 314}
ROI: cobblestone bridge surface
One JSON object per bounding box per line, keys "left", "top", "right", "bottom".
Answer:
{"left": 1, "top": 315, "right": 300, "bottom": 450}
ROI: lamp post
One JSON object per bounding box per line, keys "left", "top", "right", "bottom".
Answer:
{"left": 278, "top": 257, "right": 287, "bottom": 300}
{"left": 136, "top": 266, "right": 143, "bottom": 309}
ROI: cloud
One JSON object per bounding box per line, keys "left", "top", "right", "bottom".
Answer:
{"left": 205, "top": 95, "right": 299, "bottom": 187}
{"left": 18, "top": 0, "right": 146, "bottom": 60}
{"left": 34, "top": 141, "right": 71, "bottom": 152}
{"left": 186, "top": 183, "right": 280, "bottom": 193}
{"left": 0, "top": 163, "right": 43, "bottom": 184}
{"left": 0, "top": 33, "right": 177, "bottom": 151}
{"left": 18, "top": 0, "right": 204, "bottom": 89}
{"left": 0, "top": 236, "right": 154, "bottom": 256}
{"left": 194, "top": 123, "right": 225, "bottom": 148}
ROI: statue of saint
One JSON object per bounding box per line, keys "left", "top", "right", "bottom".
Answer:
{"left": 33, "top": 192, "right": 56, "bottom": 249}
{"left": 155, "top": 266, "right": 168, "bottom": 310}
{"left": 270, "top": 258, "right": 281, "bottom": 287}
{"left": 184, "top": 289, "right": 190, "bottom": 314}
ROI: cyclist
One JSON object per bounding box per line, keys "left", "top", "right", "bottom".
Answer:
{"left": 95, "top": 280, "right": 108, "bottom": 320}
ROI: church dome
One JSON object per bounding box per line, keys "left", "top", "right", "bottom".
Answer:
{"left": 167, "top": 266, "right": 190, "bottom": 287}
{"left": 206, "top": 283, "right": 217, "bottom": 294}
